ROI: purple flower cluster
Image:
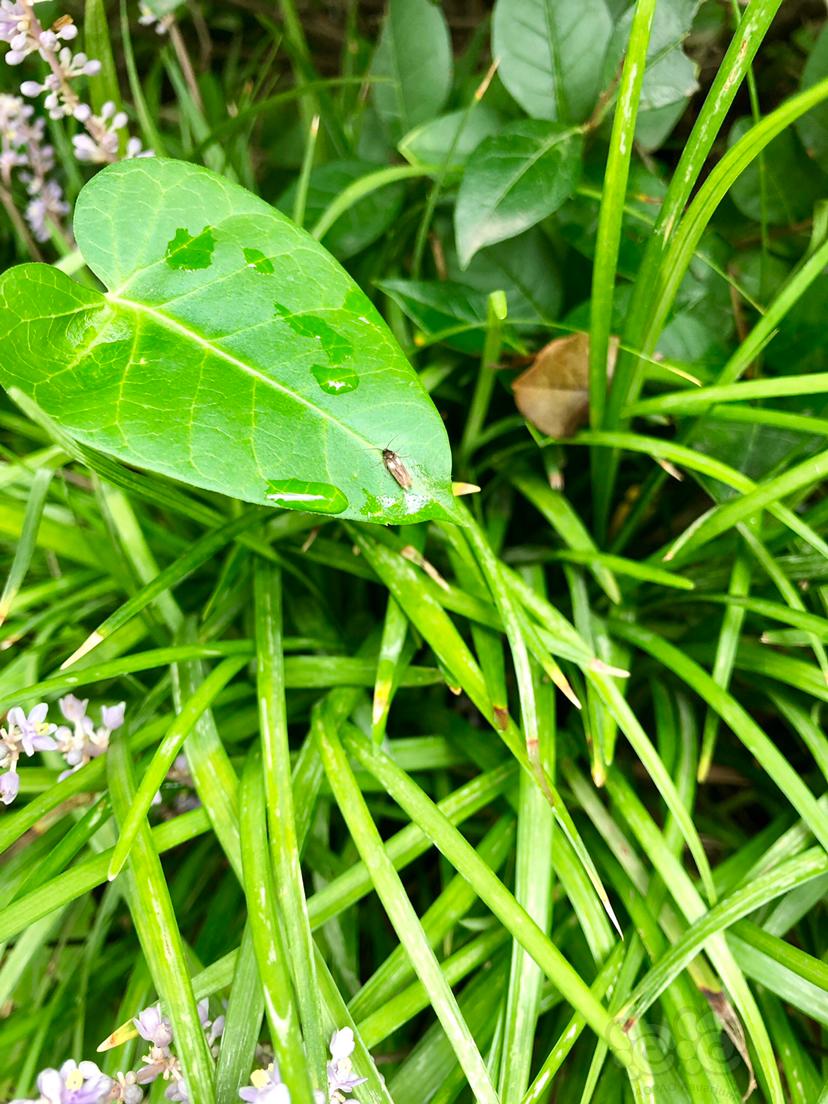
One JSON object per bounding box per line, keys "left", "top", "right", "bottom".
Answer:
{"left": 128, "top": 1002, "right": 222, "bottom": 1102}
{"left": 0, "top": 696, "right": 125, "bottom": 807}
{"left": 0, "top": 90, "right": 68, "bottom": 240}
{"left": 10, "top": 1059, "right": 113, "bottom": 1104}
{"left": 53, "top": 694, "right": 125, "bottom": 777}
{"left": 12, "top": 1001, "right": 368, "bottom": 1104}
{"left": 11, "top": 1001, "right": 224, "bottom": 1104}
{"left": 0, "top": 0, "right": 151, "bottom": 243}
{"left": 239, "top": 1028, "right": 367, "bottom": 1104}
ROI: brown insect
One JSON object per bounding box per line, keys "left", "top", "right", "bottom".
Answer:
{"left": 382, "top": 446, "right": 413, "bottom": 490}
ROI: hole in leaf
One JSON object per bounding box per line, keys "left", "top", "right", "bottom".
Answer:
{"left": 273, "top": 303, "right": 353, "bottom": 362}
{"left": 165, "top": 226, "right": 216, "bottom": 270}
{"left": 242, "top": 247, "right": 274, "bottom": 274}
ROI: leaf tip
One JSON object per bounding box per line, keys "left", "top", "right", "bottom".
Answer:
{"left": 61, "top": 630, "right": 104, "bottom": 669}
{"left": 590, "top": 658, "right": 630, "bottom": 679}
{"left": 452, "top": 481, "right": 480, "bottom": 497}
{"left": 96, "top": 1021, "right": 137, "bottom": 1052}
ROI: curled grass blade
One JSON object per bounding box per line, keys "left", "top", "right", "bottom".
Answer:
{"left": 628, "top": 372, "right": 828, "bottom": 417}
{"left": 664, "top": 449, "right": 828, "bottom": 563}
{"left": 570, "top": 430, "right": 828, "bottom": 564}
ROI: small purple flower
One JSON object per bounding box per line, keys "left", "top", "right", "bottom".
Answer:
{"left": 197, "top": 999, "right": 225, "bottom": 1053}
{"left": 101, "top": 701, "right": 125, "bottom": 731}
{"left": 1, "top": 768, "right": 19, "bottom": 805}
{"left": 239, "top": 1066, "right": 290, "bottom": 1104}
{"left": 134, "top": 1005, "right": 173, "bottom": 1049}
{"left": 24, "top": 177, "right": 69, "bottom": 240}
{"left": 11, "top": 1059, "right": 113, "bottom": 1104}
{"left": 56, "top": 699, "right": 125, "bottom": 776}
{"left": 329, "top": 1029, "right": 354, "bottom": 1062}
{"left": 164, "top": 1079, "right": 189, "bottom": 1103}
{"left": 135, "top": 1046, "right": 182, "bottom": 1089}
{"left": 0, "top": 3, "right": 25, "bottom": 47}
{"left": 111, "top": 1072, "right": 143, "bottom": 1104}
{"left": 59, "top": 695, "right": 90, "bottom": 724}
{"left": 326, "top": 1028, "right": 366, "bottom": 1098}
{"left": 6, "top": 702, "right": 57, "bottom": 755}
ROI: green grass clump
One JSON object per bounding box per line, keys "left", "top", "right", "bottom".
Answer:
{"left": 0, "top": 1, "right": 827, "bottom": 1102}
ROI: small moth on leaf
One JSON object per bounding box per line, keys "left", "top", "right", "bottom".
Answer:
{"left": 382, "top": 447, "right": 413, "bottom": 490}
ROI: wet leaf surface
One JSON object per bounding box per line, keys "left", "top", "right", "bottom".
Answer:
{"left": 0, "top": 159, "right": 457, "bottom": 524}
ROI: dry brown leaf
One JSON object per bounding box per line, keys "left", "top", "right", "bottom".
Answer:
{"left": 513, "top": 332, "right": 618, "bottom": 438}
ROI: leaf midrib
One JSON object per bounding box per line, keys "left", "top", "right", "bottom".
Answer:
{"left": 106, "top": 291, "right": 377, "bottom": 454}
{"left": 486, "top": 124, "right": 581, "bottom": 213}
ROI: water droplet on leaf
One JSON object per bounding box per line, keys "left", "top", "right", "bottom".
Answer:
{"left": 265, "top": 479, "right": 348, "bottom": 515}
{"left": 311, "top": 363, "right": 359, "bottom": 395}
{"left": 243, "top": 247, "right": 274, "bottom": 274}
{"left": 165, "top": 226, "right": 215, "bottom": 270}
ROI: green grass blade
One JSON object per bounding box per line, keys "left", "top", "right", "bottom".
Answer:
{"left": 0, "top": 466, "right": 53, "bottom": 625}
{"left": 239, "top": 753, "right": 317, "bottom": 1103}
{"left": 588, "top": 0, "right": 656, "bottom": 533}
{"left": 108, "top": 656, "right": 247, "bottom": 879}
{"left": 511, "top": 471, "right": 621, "bottom": 603}
{"left": 497, "top": 745, "right": 555, "bottom": 1098}
{"left": 613, "top": 621, "right": 828, "bottom": 855}
{"left": 342, "top": 729, "right": 652, "bottom": 1082}
{"left": 622, "top": 848, "right": 828, "bottom": 1023}
{"left": 665, "top": 449, "right": 828, "bottom": 563}
{"left": 254, "top": 560, "right": 325, "bottom": 1076}
{"left": 215, "top": 924, "right": 265, "bottom": 1104}
{"left": 0, "top": 809, "right": 210, "bottom": 945}
{"left": 61, "top": 510, "right": 263, "bottom": 668}
{"left": 107, "top": 732, "right": 215, "bottom": 1100}
{"left": 84, "top": 0, "right": 122, "bottom": 112}
{"left": 316, "top": 706, "right": 502, "bottom": 1104}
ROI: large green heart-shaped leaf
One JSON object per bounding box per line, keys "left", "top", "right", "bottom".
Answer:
{"left": 0, "top": 159, "right": 457, "bottom": 524}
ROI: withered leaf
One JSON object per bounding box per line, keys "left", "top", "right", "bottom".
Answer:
{"left": 513, "top": 331, "right": 618, "bottom": 438}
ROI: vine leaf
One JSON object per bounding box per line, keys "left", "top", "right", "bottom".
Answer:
{"left": 0, "top": 158, "right": 457, "bottom": 525}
